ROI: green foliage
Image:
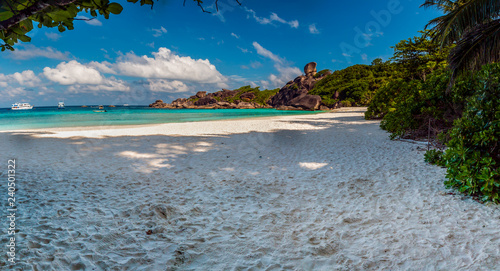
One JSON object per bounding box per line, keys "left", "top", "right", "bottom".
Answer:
{"left": 390, "top": 30, "right": 452, "bottom": 81}
{"left": 440, "top": 63, "right": 500, "bottom": 202}
{"left": 314, "top": 69, "right": 331, "bottom": 79}
{"left": 378, "top": 68, "right": 462, "bottom": 139}
{"left": 365, "top": 78, "right": 407, "bottom": 119}
{"left": 422, "top": 0, "right": 500, "bottom": 78}
{"left": 310, "top": 61, "right": 396, "bottom": 107}
{"left": 217, "top": 85, "right": 279, "bottom": 105}
{"left": 424, "top": 149, "right": 444, "bottom": 166}
{"left": 254, "top": 88, "right": 280, "bottom": 105}
{"left": 365, "top": 32, "right": 463, "bottom": 139}
{"left": 0, "top": 0, "right": 125, "bottom": 50}
{"left": 371, "top": 63, "right": 476, "bottom": 140}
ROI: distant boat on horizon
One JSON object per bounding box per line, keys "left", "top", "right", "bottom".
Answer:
{"left": 58, "top": 101, "right": 65, "bottom": 109}
{"left": 11, "top": 102, "right": 33, "bottom": 110}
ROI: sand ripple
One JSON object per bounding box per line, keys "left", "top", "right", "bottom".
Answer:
{"left": 1, "top": 108, "right": 499, "bottom": 270}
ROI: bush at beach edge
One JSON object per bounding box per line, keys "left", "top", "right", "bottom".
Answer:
{"left": 440, "top": 64, "right": 500, "bottom": 203}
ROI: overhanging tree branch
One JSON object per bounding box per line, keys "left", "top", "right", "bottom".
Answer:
{"left": 0, "top": 0, "right": 77, "bottom": 31}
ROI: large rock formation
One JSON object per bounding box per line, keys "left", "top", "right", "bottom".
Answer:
{"left": 150, "top": 62, "right": 335, "bottom": 111}
{"left": 268, "top": 62, "right": 327, "bottom": 110}
{"left": 304, "top": 62, "right": 317, "bottom": 77}
{"left": 194, "top": 97, "right": 217, "bottom": 106}
{"left": 150, "top": 87, "right": 274, "bottom": 109}
{"left": 150, "top": 100, "right": 167, "bottom": 108}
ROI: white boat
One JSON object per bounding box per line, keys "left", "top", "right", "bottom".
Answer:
{"left": 11, "top": 102, "right": 33, "bottom": 110}
{"left": 58, "top": 101, "right": 65, "bottom": 109}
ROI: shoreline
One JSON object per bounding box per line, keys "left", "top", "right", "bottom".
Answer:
{"left": 0, "top": 108, "right": 337, "bottom": 135}
{"left": 1, "top": 108, "right": 356, "bottom": 138}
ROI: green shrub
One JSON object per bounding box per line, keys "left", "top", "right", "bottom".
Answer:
{"left": 314, "top": 69, "right": 331, "bottom": 78}
{"left": 365, "top": 78, "right": 408, "bottom": 119}
{"left": 254, "top": 88, "right": 279, "bottom": 105}
{"left": 340, "top": 99, "right": 354, "bottom": 107}
{"left": 441, "top": 64, "right": 500, "bottom": 202}
{"left": 424, "top": 149, "right": 444, "bottom": 166}
{"left": 376, "top": 68, "right": 466, "bottom": 140}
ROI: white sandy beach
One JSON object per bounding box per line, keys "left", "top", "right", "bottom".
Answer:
{"left": 1, "top": 107, "right": 499, "bottom": 270}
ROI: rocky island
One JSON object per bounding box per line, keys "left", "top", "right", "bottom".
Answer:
{"left": 150, "top": 62, "right": 335, "bottom": 111}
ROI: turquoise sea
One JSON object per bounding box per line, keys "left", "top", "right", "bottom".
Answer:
{"left": 0, "top": 106, "right": 320, "bottom": 130}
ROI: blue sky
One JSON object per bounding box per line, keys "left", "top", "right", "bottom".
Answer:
{"left": 0, "top": 0, "right": 442, "bottom": 107}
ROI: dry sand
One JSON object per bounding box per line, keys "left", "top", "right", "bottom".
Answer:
{"left": 1, "top": 107, "right": 499, "bottom": 270}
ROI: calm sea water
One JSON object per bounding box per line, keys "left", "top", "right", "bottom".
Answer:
{"left": 0, "top": 106, "right": 320, "bottom": 130}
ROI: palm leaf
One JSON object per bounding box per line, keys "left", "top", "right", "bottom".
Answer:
{"left": 422, "top": 0, "right": 500, "bottom": 47}
{"left": 449, "top": 19, "right": 500, "bottom": 76}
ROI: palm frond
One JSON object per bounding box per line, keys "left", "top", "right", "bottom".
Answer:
{"left": 449, "top": 19, "right": 500, "bottom": 77}
{"left": 423, "top": 0, "right": 500, "bottom": 47}
{"left": 421, "top": 0, "right": 460, "bottom": 12}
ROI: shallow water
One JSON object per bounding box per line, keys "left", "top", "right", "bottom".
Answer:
{"left": 0, "top": 106, "right": 319, "bottom": 130}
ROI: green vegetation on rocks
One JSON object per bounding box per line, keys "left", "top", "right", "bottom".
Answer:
{"left": 310, "top": 61, "right": 396, "bottom": 107}
{"left": 225, "top": 86, "right": 279, "bottom": 106}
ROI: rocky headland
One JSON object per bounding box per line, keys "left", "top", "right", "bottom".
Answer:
{"left": 150, "top": 62, "right": 336, "bottom": 111}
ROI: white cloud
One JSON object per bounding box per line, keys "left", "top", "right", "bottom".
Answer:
{"left": 268, "top": 65, "right": 301, "bottom": 88}
{"left": 152, "top": 26, "right": 167, "bottom": 37}
{"left": 113, "top": 47, "right": 227, "bottom": 84}
{"left": 361, "top": 54, "right": 368, "bottom": 61}
{"left": 269, "top": 13, "right": 299, "bottom": 28}
{"left": 147, "top": 79, "right": 189, "bottom": 93}
{"left": 7, "top": 45, "right": 70, "bottom": 60}
{"left": 0, "top": 70, "right": 41, "bottom": 88}
{"left": 237, "top": 46, "right": 249, "bottom": 53}
{"left": 76, "top": 16, "right": 102, "bottom": 26}
{"left": 250, "top": 61, "right": 262, "bottom": 69}
{"left": 88, "top": 61, "right": 117, "bottom": 74}
{"left": 227, "top": 75, "right": 258, "bottom": 89}
{"left": 252, "top": 42, "right": 283, "bottom": 64}
{"left": 43, "top": 60, "right": 129, "bottom": 92}
{"left": 10, "top": 70, "right": 42, "bottom": 87}
{"left": 252, "top": 42, "right": 301, "bottom": 88}
{"left": 0, "top": 71, "right": 43, "bottom": 100}
{"left": 245, "top": 8, "right": 299, "bottom": 28}
{"left": 231, "top": 33, "right": 240, "bottom": 39}
{"left": 67, "top": 78, "right": 130, "bottom": 93}
{"left": 0, "top": 70, "right": 42, "bottom": 88}
{"left": 45, "top": 32, "right": 61, "bottom": 41}
{"left": 309, "top": 24, "right": 320, "bottom": 34}
{"left": 44, "top": 61, "right": 104, "bottom": 85}
{"left": 146, "top": 42, "right": 155, "bottom": 48}
{"left": 1, "top": 87, "right": 30, "bottom": 98}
